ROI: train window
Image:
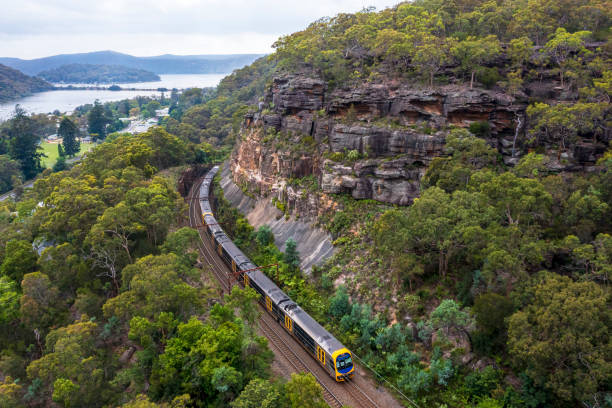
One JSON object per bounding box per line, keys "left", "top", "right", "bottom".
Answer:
{"left": 336, "top": 354, "right": 353, "bottom": 371}
{"left": 284, "top": 315, "right": 293, "bottom": 332}
{"left": 265, "top": 296, "right": 273, "bottom": 311}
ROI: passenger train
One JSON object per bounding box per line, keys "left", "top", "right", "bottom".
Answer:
{"left": 198, "top": 166, "right": 355, "bottom": 381}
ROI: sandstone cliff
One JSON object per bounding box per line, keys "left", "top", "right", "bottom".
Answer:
{"left": 229, "top": 75, "right": 607, "bottom": 213}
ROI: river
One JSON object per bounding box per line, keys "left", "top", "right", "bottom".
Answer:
{"left": 0, "top": 73, "right": 227, "bottom": 121}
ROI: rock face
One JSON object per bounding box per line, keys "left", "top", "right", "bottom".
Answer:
{"left": 230, "top": 74, "right": 602, "bottom": 211}
{"left": 219, "top": 165, "right": 334, "bottom": 273}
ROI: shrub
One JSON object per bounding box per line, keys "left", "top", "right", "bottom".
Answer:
{"left": 476, "top": 67, "right": 502, "bottom": 89}
{"left": 469, "top": 121, "right": 491, "bottom": 137}
{"left": 329, "top": 286, "right": 351, "bottom": 318}
{"left": 346, "top": 149, "right": 360, "bottom": 161}
{"left": 463, "top": 366, "right": 502, "bottom": 401}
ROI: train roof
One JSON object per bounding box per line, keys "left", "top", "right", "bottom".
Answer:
{"left": 208, "top": 224, "right": 224, "bottom": 236}
{"left": 286, "top": 303, "right": 345, "bottom": 354}
{"left": 200, "top": 200, "right": 213, "bottom": 212}
{"left": 247, "top": 269, "right": 291, "bottom": 304}
{"left": 220, "top": 236, "right": 250, "bottom": 264}
{"left": 204, "top": 166, "right": 219, "bottom": 178}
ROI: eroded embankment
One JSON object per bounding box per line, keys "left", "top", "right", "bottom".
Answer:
{"left": 219, "top": 163, "right": 334, "bottom": 273}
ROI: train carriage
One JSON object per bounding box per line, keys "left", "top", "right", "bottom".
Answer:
{"left": 198, "top": 166, "right": 354, "bottom": 381}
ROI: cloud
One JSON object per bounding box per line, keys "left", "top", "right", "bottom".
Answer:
{"left": 0, "top": 0, "right": 399, "bottom": 58}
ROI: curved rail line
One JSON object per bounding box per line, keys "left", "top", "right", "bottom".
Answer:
{"left": 187, "top": 177, "right": 346, "bottom": 408}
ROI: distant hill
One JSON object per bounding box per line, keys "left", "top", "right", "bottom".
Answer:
{"left": 0, "top": 63, "right": 53, "bottom": 102}
{"left": 0, "top": 51, "right": 265, "bottom": 75}
{"left": 38, "top": 63, "right": 161, "bottom": 84}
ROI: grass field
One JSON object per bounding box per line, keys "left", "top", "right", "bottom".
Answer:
{"left": 41, "top": 141, "right": 95, "bottom": 168}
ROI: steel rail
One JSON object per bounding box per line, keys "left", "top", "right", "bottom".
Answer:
{"left": 345, "top": 377, "right": 380, "bottom": 408}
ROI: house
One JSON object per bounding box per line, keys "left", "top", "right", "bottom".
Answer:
{"left": 155, "top": 107, "right": 169, "bottom": 118}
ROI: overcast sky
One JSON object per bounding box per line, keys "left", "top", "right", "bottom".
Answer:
{"left": 0, "top": 0, "right": 399, "bottom": 59}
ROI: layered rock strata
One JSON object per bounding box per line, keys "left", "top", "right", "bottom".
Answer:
{"left": 231, "top": 74, "right": 608, "bottom": 213}
{"left": 231, "top": 75, "right": 532, "bottom": 209}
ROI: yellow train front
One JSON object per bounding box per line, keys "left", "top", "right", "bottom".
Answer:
{"left": 242, "top": 269, "right": 355, "bottom": 382}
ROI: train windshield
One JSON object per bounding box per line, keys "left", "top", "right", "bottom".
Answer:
{"left": 336, "top": 353, "right": 353, "bottom": 371}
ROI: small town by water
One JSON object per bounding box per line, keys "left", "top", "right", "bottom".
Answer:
{"left": 0, "top": 73, "right": 226, "bottom": 121}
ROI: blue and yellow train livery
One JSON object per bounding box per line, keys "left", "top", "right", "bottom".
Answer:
{"left": 198, "top": 166, "right": 355, "bottom": 381}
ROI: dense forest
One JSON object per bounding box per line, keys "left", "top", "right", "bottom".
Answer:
{"left": 0, "top": 64, "right": 52, "bottom": 103}
{"left": 0, "top": 126, "right": 330, "bottom": 407}
{"left": 0, "top": 0, "right": 611, "bottom": 407}
{"left": 38, "top": 64, "right": 161, "bottom": 84}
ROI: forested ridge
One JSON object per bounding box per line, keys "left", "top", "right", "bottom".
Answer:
{"left": 0, "top": 0, "right": 611, "bottom": 407}
{"left": 37, "top": 64, "right": 161, "bottom": 84}
{"left": 0, "top": 64, "right": 52, "bottom": 103}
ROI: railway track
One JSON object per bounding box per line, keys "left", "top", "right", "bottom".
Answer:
{"left": 186, "top": 176, "right": 383, "bottom": 408}
{"left": 345, "top": 378, "right": 380, "bottom": 408}
{"left": 258, "top": 312, "right": 343, "bottom": 408}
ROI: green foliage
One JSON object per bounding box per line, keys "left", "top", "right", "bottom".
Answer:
{"left": 19, "top": 272, "right": 64, "bottom": 332}
{"left": 463, "top": 366, "right": 503, "bottom": 402}
{"left": 0, "top": 125, "right": 222, "bottom": 408}
{"left": 397, "top": 364, "right": 432, "bottom": 396}
{"left": 160, "top": 227, "right": 200, "bottom": 267}
{"left": 422, "top": 129, "right": 498, "bottom": 192}
{"left": 150, "top": 313, "right": 272, "bottom": 403}
{"left": 2, "top": 107, "right": 45, "bottom": 179}
{"left": 255, "top": 225, "right": 274, "bottom": 247}
{"left": 283, "top": 238, "right": 301, "bottom": 272}
{"left": 507, "top": 272, "right": 610, "bottom": 404}
{"left": 0, "top": 277, "right": 20, "bottom": 326}
{"left": 166, "top": 56, "right": 274, "bottom": 148}
{"left": 38, "top": 64, "right": 160, "bottom": 84}
{"left": 102, "top": 253, "right": 204, "bottom": 321}
{"left": 88, "top": 100, "right": 111, "bottom": 139}
{"left": 142, "top": 101, "right": 161, "bottom": 119}
{"left": 543, "top": 28, "right": 591, "bottom": 87}
{"left": 230, "top": 378, "right": 281, "bottom": 408}
{"left": 53, "top": 152, "right": 67, "bottom": 172}
{"left": 429, "top": 349, "right": 454, "bottom": 386}
{"left": 0, "top": 155, "right": 22, "bottom": 194}
{"left": 563, "top": 233, "right": 612, "bottom": 283}
{"left": 430, "top": 299, "right": 472, "bottom": 331}
{"left": 472, "top": 293, "right": 514, "bottom": 355}
{"left": 527, "top": 101, "right": 609, "bottom": 155}
{"left": 58, "top": 117, "right": 80, "bottom": 157}
{"left": 52, "top": 377, "right": 79, "bottom": 407}
{"left": 329, "top": 286, "right": 351, "bottom": 319}
{"left": 451, "top": 35, "right": 501, "bottom": 88}
{"left": 1, "top": 240, "right": 37, "bottom": 283}
{"left": 468, "top": 121, "right": 491, "bottom": 137}
{"left": 284, "top": 373, "right": 327, "bottom": 408}
{"left": 26, "top": 319, "right": 108, "bottom": 407}
{"left": 0, "top": 376, "right": 23, "bottom": 408}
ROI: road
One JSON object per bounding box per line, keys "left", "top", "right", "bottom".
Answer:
{"left": 0, "top": 181, "right": 34, "bottom": 202}
{"left": 0, "top": 150, "right": 89, "bottom": 202}
{"left": 126, "top": 118, "right": 158, "bottom": 134}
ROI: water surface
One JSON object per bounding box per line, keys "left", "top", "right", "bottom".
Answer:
{"left": 0, "top": 74, "right": 225, "bottom": 121}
